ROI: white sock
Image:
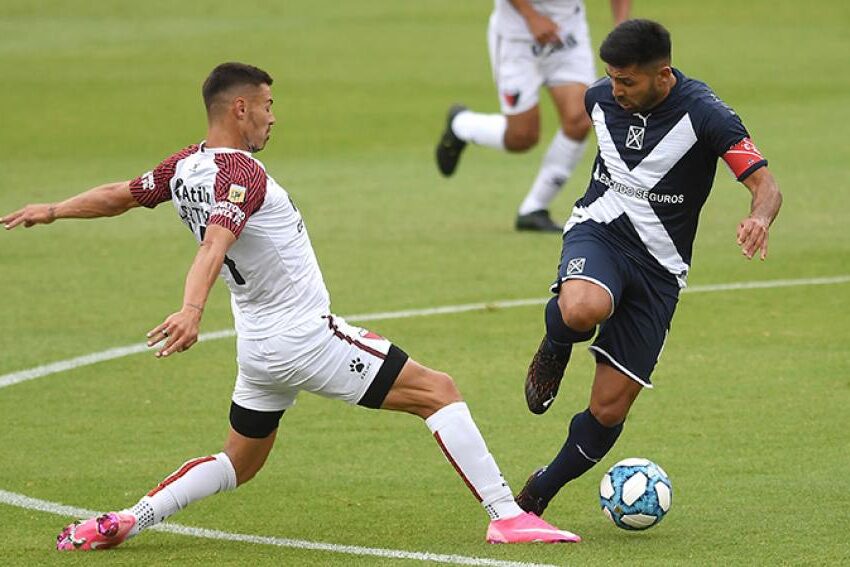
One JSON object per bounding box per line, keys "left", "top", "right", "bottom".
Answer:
{"left": 123, "top": 452, "right": 237, "bottom": 536}
{"left": 518, "top": 130, "right": 587, "bottom": 215}
{"left": 451, "top": 111, "right": 507, "bottom": 150}
{"left": 426, "top": 402, "right": 523, "bottom": 520}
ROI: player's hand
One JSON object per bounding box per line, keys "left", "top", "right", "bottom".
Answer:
{"left": 526, "top": 13, "right": 562, "bottom": 45}
{"left": 736, "top": 216, "right": 770, "bottom": 260}
{"left": 2, "top": 204, "right": 56, "bottom": 230}
{"left": 147, "top": 306, "right": 203, "bottom": 358}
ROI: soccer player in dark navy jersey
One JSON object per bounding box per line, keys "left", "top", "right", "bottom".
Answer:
{"left": 515, "top": 19, "right": 782, "bottom": 516}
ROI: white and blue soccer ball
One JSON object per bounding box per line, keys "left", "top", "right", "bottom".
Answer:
{"left": 600, "top": 458, "right": 672, "bottom": 530}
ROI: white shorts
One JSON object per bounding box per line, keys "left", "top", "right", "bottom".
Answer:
{"left": 487, "top": 12, "right": 596, "bottom": 115}
{"left": 232, "top": 314, "right": 409, "bottom": 412}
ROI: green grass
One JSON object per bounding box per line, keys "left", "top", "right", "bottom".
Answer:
{"left": 1, "top": 0, "right": 849, "bottom": 565}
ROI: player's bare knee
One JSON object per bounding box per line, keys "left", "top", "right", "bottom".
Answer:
{"left": 589, "top": 402, "right": 627, "bottom": 428}
{"left": 505, "top": 108, "right": 539, "bottom": 151}
{"left": 561, "top": 117, "right": 591, "bottom": 141}
{"left": 504, "top": 128, "right": 539, "bottom": 152}
{"left": 223, "top": 451, "right": 255, "bottom": 486}
{"left": 429, "top": 371, "right": 463, "bottom": 407}
{"left": 559, "top": 297, "right": 605, "bottom": 331}
{"left": 234, "top": 465, "right": 258, "bottom": 486}
{"left": 564, "top": 306, "right": 606, "bottom": 331}
{"left": 415, "top": 370, "right": 462, "bottom": 417}
{"left": 224, "top": 407, "right": 278, "bottom": 486}
{"left": 227, "top": 445, "right": 274, "bottom": 486}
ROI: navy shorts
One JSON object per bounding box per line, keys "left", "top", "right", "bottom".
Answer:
{"left": 551, "top": 224, "right": 680, "bottom": 387}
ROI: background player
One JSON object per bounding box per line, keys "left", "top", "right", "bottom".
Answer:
{"left": 436, "top": 0, "right": 631, "bottom": 232}
{"left": 2, "top": 62, "right": 579, "bottom": 549}
{"left": 514, "top": 20, "right": 782, "bottom": 514}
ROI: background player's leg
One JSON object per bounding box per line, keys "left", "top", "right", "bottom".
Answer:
{"left": 518, "top": 362, "right": 641, "bottom": 515}
{"left": 436, "top": 23, "right": 545, "bottom": 179}
{"left": 517, "top": 84, "right": 590, "bottom": 224}
{"left": 503, "top": 106, "right": 541, "bottom": 151}
{"left": 436, "top": 101, "right": 540, "bottom": 178}
{"left": 451, "top": 105, "right": 539, "bottom": 152}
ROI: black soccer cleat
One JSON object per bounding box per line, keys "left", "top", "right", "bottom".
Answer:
{"left": 435, "top": 104, "right": 468, "bottom": 177}
{"left": 515, "top": 467, "right": 551, "bottom": 517}
{"left": 515, "top": 210, "right": 562, "bottom": 233}
{"left": 525, "top": 337, "right": 569, "bottom": 414}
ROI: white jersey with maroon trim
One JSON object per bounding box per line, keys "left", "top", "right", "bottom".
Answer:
{"left": 492, "top": 0, "right": 586, "bottom": 41}
{"left": 130, "top": 143, "right": 330, "bottom": 339}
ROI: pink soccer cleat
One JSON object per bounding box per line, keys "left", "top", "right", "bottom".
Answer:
{"left": 56, "top": 512, "right": 136, "bottom": 551}
{"left": 486, "top": 512, "right": 581, "bottom": 544}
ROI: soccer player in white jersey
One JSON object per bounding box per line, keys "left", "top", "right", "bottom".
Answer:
{"left": 436, "top": 0, "right": 631, "bottom": 232}
{"left": 2, "top": 62, "right": 580, "bottom": 549}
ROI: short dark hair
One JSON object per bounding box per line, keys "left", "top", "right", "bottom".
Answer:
{"left": 202, "top": 62, "right": 273, "bottom": 111}
{"left": 599, "top": 19, "right": 671, "bottom": 68}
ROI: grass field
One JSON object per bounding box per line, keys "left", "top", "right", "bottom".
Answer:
{"left": 2, "top": 0, "right": 849, "bottom": 565}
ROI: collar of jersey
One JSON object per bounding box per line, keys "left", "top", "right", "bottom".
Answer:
{"left": 199, "top": 141, "right": 252, "bottom": 156}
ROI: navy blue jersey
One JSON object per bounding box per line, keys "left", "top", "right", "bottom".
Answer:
{"left": 566, "top": 68, "right": 767, "bottom": 287}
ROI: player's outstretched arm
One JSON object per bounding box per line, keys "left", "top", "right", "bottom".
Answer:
{"left": 610, "top": 0, "right": 632, "bottom": 26}
{"left": 737, "top": 167, "right": 782, "bottom": 261}
{"left": 147, "top": 224, "right": 237, "bottom": 358}
{"left": 1, "top": 181, "right": 140, "bottom": 230}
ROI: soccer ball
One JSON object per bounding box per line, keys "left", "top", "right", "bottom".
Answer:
{"left": 600, "top": 458, "right": 672, "bottom": 530}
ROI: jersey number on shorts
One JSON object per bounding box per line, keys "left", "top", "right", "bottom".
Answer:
{"left": 198, "top": 226, "right": 246, "bottom": 284}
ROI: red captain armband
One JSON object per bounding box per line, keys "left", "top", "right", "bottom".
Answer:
{"left": 722, "top": 137, "right": 767, "bottom": 181}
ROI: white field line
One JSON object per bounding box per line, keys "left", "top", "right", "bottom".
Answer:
{"left": 0, "top": 490, "right": 558, "bottom": 567}
{"left": 1, "top": 274, "right": 848, "bottom": 391}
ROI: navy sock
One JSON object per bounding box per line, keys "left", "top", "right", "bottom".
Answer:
{"left": 543, "top": 296, "right": 595, "bottom": 355}
{"left": 533, "top": 409, "right": 623, "bottom": 500}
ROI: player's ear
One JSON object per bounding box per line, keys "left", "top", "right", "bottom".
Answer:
{"left": 655, "top": 64, "right": 673, "bottom": 87}
{"left": 232, "top": 96, "right": 247, "bottom": 120}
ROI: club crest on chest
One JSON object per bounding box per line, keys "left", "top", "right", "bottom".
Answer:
{"left": 626, "top": 113, "right": 651, "bottom": 150}
{"left": 626, "top": 125, "right": 645, "bottom": 150}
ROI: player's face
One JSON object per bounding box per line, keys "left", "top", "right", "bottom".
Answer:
{"left": 606, "top": 63, "right": 671, "bottom": 113}
{"left": 241, "top": 84, "right": 276, "bottom": 153}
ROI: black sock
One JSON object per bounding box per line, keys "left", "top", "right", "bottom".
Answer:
{"left": 533, "top": 408, "right": 623, "bottom": 500}
{"left": 543, "top": 296, "right": 595, "bottom": 355}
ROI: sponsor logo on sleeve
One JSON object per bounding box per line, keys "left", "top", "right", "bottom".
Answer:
{"left": 210, "top": 201, "right": 246, "bottom": 226}
{"left": 141, "top": 171, "right": 155, "bottom": 191}
{"left": 228, "top": 184, "right": 246, "bottom": 203}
